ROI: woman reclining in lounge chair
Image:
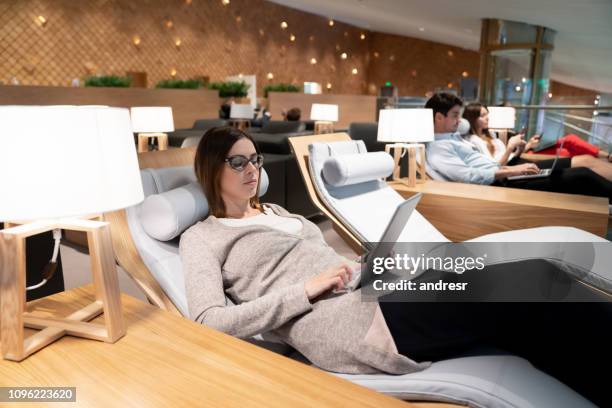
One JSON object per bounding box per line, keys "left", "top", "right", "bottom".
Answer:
{"left": 180, "top": 126, "right": 611, "bottom": 405}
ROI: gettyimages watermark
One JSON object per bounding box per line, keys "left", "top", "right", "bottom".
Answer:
{"left": 357, "top": 241, "right": 612, "bottom": 302}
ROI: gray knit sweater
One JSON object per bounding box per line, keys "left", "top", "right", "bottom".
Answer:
{"left": 179, "top": 203, "right": 429, "bottom": 374}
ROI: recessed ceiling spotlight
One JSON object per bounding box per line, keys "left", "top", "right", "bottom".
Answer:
{"left": 418, "top": 27, "right": 425, "bottom": 32}
{"left": 351, "top": 68, "right": 358, "bottom": 75}
{"left": 340, "top": 52, "right": 347, "bottom": 59}
{"left": 310, "top": 58, "right": 317, "bottom": 64}
{"left": 328, "top": 19, "right": 334, "bottom": 27}
{"left": 280, "top": 21, "right": 288, "bottom": 29}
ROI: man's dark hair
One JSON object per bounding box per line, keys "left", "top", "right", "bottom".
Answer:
{"left": 424, "top": 93, "right": 463, "bottom": 117}
{"left": 285, "top": 107, "right": 301, "bottom": 121}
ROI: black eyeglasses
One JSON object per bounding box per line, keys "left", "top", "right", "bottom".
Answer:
{"left": 224, "top": 153, "right": 264, "bottom": 172}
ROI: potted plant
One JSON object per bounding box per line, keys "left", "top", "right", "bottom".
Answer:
{"left": 155, "top": 78, "right": 204, "bottom": 89}
{"left": 263, "top": 83, "right": 300, "bottom": 98}
{"left": 84, "top": 75, "right": 131, "bottom": 87}
{"left": 207, "top": 81, "right": 250, "bottom": 103}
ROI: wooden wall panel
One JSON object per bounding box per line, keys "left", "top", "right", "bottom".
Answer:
{"left": 268, "top": 92, "right": 377, "bottom": 129}
{"left": 0, "top": 85, "right": 220, "bottom": 129}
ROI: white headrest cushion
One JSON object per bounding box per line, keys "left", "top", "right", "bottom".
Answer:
{"left": 322, "top": 151, "right": 394, "bottom": 187}
{"left": 458, "top": 118, "right": 471, "bottom": 136}
{"left": 140, "top": 182, "right": 209, "bottom": 241}
{"left": 140, "top": 169, "right": 269, "bottom": 241}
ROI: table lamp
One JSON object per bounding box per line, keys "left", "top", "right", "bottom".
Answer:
{"left": 487, "top": 106, "right": 516, "bottom": 144}
{"left": 0, "top": 105, "right": 144, "bottom": 361}
{"left": 377, "top": 108, "right": 434, "bottom": 187}
{"left": 310, "top": 103, "right": 338, "bottom": 134}
{"left": 229, "top": 103, "right": 254, "bottom": 131}
{"left": 130, "top": 106, "right": 174, "bottom": 153}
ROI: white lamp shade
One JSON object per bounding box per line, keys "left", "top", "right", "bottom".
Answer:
{"left": 377, "top": 108, "right": 434, "bottom": 143}
{"left": 0, "top": 106, "right": 144, "bottom": 221}
{"left": 130, "top": 106, "right": 175, "bottom": 133}
{"left": 487, "top": 107, "right": 516, "bottom": 129}
{"left": 230, "top": 103, "right": 254, "bottom": 119}
{"left": 310, "top": 104, "right": 338, "bottom": 122}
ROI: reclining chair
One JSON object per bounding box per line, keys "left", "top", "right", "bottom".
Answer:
{"left": 104, "top": 147, "right": 605, "bottom": 407}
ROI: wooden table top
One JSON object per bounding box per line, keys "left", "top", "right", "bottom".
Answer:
{"left": 0, "top": 286, "right": 417, "bottom": 408}
{"left": 390, "top": 180, "right": 609, "bottom": 215}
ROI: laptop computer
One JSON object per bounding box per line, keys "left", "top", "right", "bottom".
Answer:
{"left": 341, "top": 192, "right": 423, "bottom": 292}
{"left": 531, "top": 133, "right": 559, "bottom": 153}
{"left": 507, "top": 140, "right": 566, "bottom": 181}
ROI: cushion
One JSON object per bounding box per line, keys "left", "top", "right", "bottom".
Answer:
{"left": 139, "top": 170, "right": 270, "bottom": 241}
{"left": 140, "top": 182, "right": 209, "bottom": 241}
{"left": 322, "top": 151, "right": 394, "bottom": 187}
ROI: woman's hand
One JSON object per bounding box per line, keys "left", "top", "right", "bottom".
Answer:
{"left": 507, "top": 134, "right": 526, "bottom": 152}
{"left": 525, "top": 134, "right": 541, "bottom": 152}
{"left": 509, "top": 163, "right": 540, "bottom": 177}
{"left": 305, "top": 263, "right": 353, "bottom": 300}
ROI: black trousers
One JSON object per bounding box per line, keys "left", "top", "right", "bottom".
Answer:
{"left": 379, "top": 260, "right": 612, "bottom": 406}
{"left": 496, "top": 157, "right": 612, "bottom": 202}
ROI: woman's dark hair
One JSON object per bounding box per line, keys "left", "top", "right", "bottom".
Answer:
{"left": 463, "top": 102, "right": 494, "bottom": 154}
{"left": 194, "top": 126, "right": 262, "bottom": 218}
{"left": 424, "top": 92, "right": 463, "bottom": 117}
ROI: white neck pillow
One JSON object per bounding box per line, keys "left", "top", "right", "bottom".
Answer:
{"left": 140, "top": 169, "right": 269, "bottom": 241}
{"left": 322, "top": 151, "right": 394, "bottom": 187}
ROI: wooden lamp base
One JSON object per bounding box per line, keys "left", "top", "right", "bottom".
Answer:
{"left": 137, "top": 132, "right": 168, "bottom": 153}
{"left": 0, "top": 219, "right": 125, "bottom": 361}
{"left": 384, "top": 143, "right": 427, "bottom": 187}
{"left": 314, "top": 121, "right": 334, "bottom": 135}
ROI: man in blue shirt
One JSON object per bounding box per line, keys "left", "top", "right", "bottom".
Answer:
{"left": 424, "top": 93, "right": 611, "bottom": 202}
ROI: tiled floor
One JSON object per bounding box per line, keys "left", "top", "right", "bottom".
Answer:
{"left": 59, "top": 216, "right": 358, "bottom": 302}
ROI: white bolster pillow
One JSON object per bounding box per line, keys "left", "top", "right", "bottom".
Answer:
{"left": 139, "top": 169, "right": 269, "bottom": 241}
{"left": 322, "top": 151, "right": 394, "bottom": 187}
{"left": 140, "top": 182, "right": 209, "bottom": 241}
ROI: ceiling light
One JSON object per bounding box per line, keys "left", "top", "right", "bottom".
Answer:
{"left": 175, "top": 38, "right": 182, "bottom": 47}
{"left": 352, "top": 68, "right": 358, "bottom": 75}
{"left": 340, "top": 52, "right": 347, "bottom": 59}
{"left": 289, "top": 34, "right": 296, "bottom": 42}
{"left": 447, "top": 82, "right": 453, "bottom": 88}
{"left": 515, "top": 85, "right": 522, "bottom": 92}
{"left": 221, "top": 0, "right": 230, "bottom": 5}
{"left": 267, "top": 72, "right": 274, "bottom": 80}
{"left": 280, "top": 21, "right": 288, "bottom": 29}
{"left": 593, "top": 111, "right": 599, "bottom": 116}
{"left": 594, "top": 99, "right": 600, "bottom": 105}
{"left": 360, "top": 33, "right": 366, "bottom": 40}
{"left": 462, "top": 71, "right": 469, "bottom": 77}
{"left": 328, "top": 19, "right": 334, "bottom": 27}
{"left": 447, "top": 50, "right": 454, "bottom": 57}
{"left": 418, "top": 27, "right": 425, "bottom": 32}
{"left": 165, "top": 20, "right": 173, "bottom": 29}
{"left": 548, "top": 92, "right": 553, "bottom": 98}
{"left": 521, "top": 77, "right": 527, "bottom": 83}
{"left": 36, "top": 15, "right": 47, "bottom": 27}
{"left": 170, "top": 68, "right": 177, "bottom": 77}
{"left": 326, "top": 83, "right": 332, "bottom": 89}
{"left": 132, "top": 35, "right": 141, "bottom": 46}
{"left": 310, "top": 58, "right": 317, "bottom": 64}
